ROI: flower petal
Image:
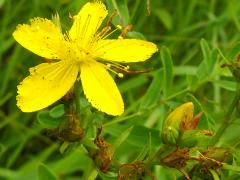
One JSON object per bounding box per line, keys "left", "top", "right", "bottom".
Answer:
{"left": 13, "top": 17, "right": 64, "bottom": 59}
{"left": 94, "top": 39, "right": 158, "bottom": 62}
{"left": 69, "top": 2, "right": 107, "bottom": 47}
{"left": 17, "top": 61, "right": 78, "bottom": 112}
{"left": 80, "top": 61, "right": 124, "bottom": 116}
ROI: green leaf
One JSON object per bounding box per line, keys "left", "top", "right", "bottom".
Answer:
{"left": 0, "top": 92, "right": 12, "bottom": 106}
{"left": 200, "top": 39, "right": 211, "bottom": 71}
{"left": 81, "top": 137, "right": 98, "bottom": 149}
{"left": 223, "top": 164, "right": 240, "bottom": 172}
{"left": 6, "top": 140, "right": 26, "bottom": 168}
{"left": 0, "top": 143, "right": 6, "bottom": 156}
{"left": 87, "top": 169, "right": 99, "bottom": 180}
{"left": 112, "top": 126, "right": 133, "bottom": 149}
{"left": 134, "top": 144, "right": 149, "bottom": 161}
{"left": 0, "top": 0, "right": 6, "bottom": 7}
{"left": 139, "top": 69, "right": 163, "bottom": 110}
{"left": 38, "top": 164, "right": 58, "bottom": 180}
{"left": 128, "top": 126, "right": 161, "bottom": 147}
{"left": 196, "top": 61, "right": 208, "bottom": 80}
{"left": 161, "top": 46, "right": 174, "bottom": 97}
{"left": 214, "top": 80, "right": 237, "bottom": 91}
{"left": 186, "top": 94, "right": 202, "bottom": 112}
{"left": 209, "top": 169, "right": 220, "bottom": 180}
{"left": 0, "top": 168, "right": 19, "bottom": 179}
{"left": 227, "top": 42, "right": 240, "bottom": 61}
{"left": 105, "top": 125, "right": 161, "bottom": 148}
{"left": 221, "top": 124, "right": 240, "bottom": 145}
{"left": 119, "top": 75, "right": 148, "bottom": 93}
{"left": 174, "top": 66, "right": 197, "bottom": 75}
{"left": 197, "top": 39, "right": 218, "bottom": 80}
{"left": 49, "top": 104, "right": 64, "bottom": 118}
{"left": 135, "top": 132, "right": 152, "bottom": 161}
{"left": 59, "top": 141, "right": 70, "bottom": 154}
{"left": 155, "top": 9, "right": 173, "bottom": 30}
{"left": 127, "top": 31, "right": 146, "bottom": 40}
{"left": 37, "top": 111, "right": 60, "bottom": 128}
{"left": 105, "top": 0, "right": 129, "bottom": 26}
{"left": 99, "top": 171, "right": 117, "bottom": 179}
{"left": 0, "top": 46, "right": 21, "bottom": 97}
{"left": 80, "top": 97, "right": 90, "bottom": 108}
{"left": 18, "top": 144, "right": 59, "bottom": 177}
{"left": 51, "top": 149, "right": 91, "bottom": 176}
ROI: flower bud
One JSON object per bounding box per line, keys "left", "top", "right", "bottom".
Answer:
{"left": 178, "top": 129, "right": 214, "bottom": 148}
{"left": 162, "top": 102, "right": 194, "bottom": 145}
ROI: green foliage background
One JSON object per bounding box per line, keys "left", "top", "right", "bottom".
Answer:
{"left": 1, "top": 0, "right": 240, "bottom": 179}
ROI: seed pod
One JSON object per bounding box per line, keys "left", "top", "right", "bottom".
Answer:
{"left": 118, "top": 161, "right": 155, "bottom": 180}
{"left": 203, "top": 147, "right": 231, "bottom": 167}
{"left": 90, "top": 128, "right": 114, "bottom": 172}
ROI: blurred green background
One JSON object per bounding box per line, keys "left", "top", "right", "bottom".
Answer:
{"left": 1, "top": 0, "right": 240, "bottom": 179}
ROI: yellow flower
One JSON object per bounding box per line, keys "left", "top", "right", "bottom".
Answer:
{"left": 13, "top": 2, "right": 158, "bottom": 116}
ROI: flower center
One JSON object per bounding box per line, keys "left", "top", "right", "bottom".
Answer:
{"left": 70, "top": 41, "right": 93, "bottom": 63}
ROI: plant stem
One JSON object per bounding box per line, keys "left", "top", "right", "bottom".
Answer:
{"left": 212, "top": 82, "right": 240, "bottom": 145}
{"left": 74, "top": 80, "right": 82, "bottom": 118}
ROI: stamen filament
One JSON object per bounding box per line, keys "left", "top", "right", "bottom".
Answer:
{"left": 106, "top": 62, "right": 129, "bottom": 70}
{"left": 101, "top": 27, "right": 120, "bottom": 40}
{"left": 103, "top": 63, "right": 124, "bottom": 78}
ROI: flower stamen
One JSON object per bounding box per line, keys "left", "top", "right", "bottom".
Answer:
{"left": 106, "top": 62, "right": 151, "bottom": 75}
{"left": 119, "top": 24, "right": 133, "bottom": 38}
{"left": 103, "top": 63, "right": 124, "bottom": 78}
{"left": 101, "top": 25, "right": 122, "bottom": 40}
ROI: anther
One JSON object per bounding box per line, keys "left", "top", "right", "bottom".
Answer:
{"left": 124, "top": 65, "right": 130, "bottom": 70}
{"left": 104, "top": 63, "right": 124, "bottom": 78}
{"left": 120, "top": 24, "right": 133, "bottom": 38}
{"left": 117, "top": 25, "right": 122, "bottom": 30}
{"left": 68, "top": 12, "right": 73, "bottom": 20}
{"left": 106, "top": 10, "right": 118, "bottom": 27}
{"left": 118, "top": 73, "right": 124, "bottom": 78}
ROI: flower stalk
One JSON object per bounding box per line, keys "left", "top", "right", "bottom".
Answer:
{"left": 74, "top": 80, "right": 82, "bottom": 118}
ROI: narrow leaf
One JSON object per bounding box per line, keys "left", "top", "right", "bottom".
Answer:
{"left": 139, "top": 69, "right": 163, "bottom": 110}
{"left": 209, "top": 169, "right": 220, "bottom": 180}
{"left": 106, "top": 0, "right": 129, "bottom": 26}
{"left": 200, "top": 39, "right": 211, "bottom": 71}
{"left": 160, "top": 46, "right": 173, "bottom": 97}
{"left": 112, "top": 126, "right": 133, "bottom": 149}
{"left": 223, "top": 163, "right": 240, "bottom": 172}
{"left": 38, "top": 164, "right": 58, "bottom": 180}
{"left": 155, "top": 9, "right": 173, "bottom": 30}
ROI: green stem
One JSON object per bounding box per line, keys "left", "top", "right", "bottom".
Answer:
{"left": 212, "top": 82, "right": 240, "bottom": 145}
{"left": 74, "top": 80, "right": 82, "bottom": 118}
{"left": 165, "top": 88, "right": 190, "bottom": 101}
{"left": 87, "top": 168, "right": 98, "bottom": 180}
{"left": 146, "top": 145, "right": 176, "bottom": 165}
